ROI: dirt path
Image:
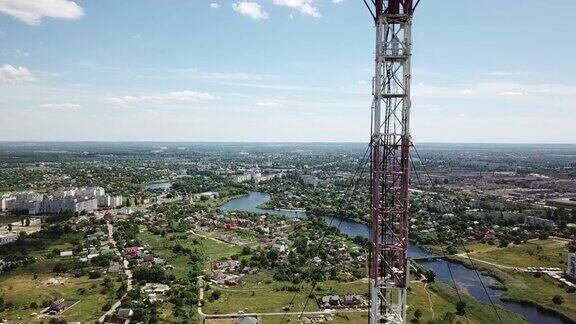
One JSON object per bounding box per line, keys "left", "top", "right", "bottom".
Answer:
{"left": 423, "top": 283, "right": 435, "bottom": 319}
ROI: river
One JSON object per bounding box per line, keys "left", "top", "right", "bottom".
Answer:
{"left": 220, "top": 191, "right": 568, "bottom": 324}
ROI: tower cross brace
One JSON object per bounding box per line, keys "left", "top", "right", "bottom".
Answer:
{"left": 369, "top": 1, "right": 416, "bottom": 323}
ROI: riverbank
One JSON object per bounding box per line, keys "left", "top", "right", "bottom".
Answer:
{"left": 218, "top": 191, "right": 572, "bottom": 323}
{"left": 449, "top": 255, "right": 576, "bottom": 323}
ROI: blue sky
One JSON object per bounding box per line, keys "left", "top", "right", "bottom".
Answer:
{"left": 0, "top": 0, "right": 575, "bottom": 143}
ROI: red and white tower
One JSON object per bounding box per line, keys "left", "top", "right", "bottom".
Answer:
{"left": 369, "top": 1, "right": 416, "bottom": 323}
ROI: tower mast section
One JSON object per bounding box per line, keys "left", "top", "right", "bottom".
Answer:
{"left": 369, "top": 1, "right": 416, "bottom": 323}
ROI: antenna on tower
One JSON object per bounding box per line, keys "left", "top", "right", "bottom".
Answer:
{"left": 367, "top": 1, "right": 417, "bottom": 323}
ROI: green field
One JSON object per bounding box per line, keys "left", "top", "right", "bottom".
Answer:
{"left": 500, "top": 270, "right": 576, "bottom": 321}
{"left": 465, "top": 239, "right": 569, "bottom": 268}
{"left": 451, "top": 255, "right": 576, "bottom": 322}
{"left": 137, "top": 229, "right": 241, "bottom": 276}
{"left": 203, "top": 273, "right": 368, "bottom": 315}
{"left": 0, "top": 258, "right": 120, "bottom": 323}
{"left": 409, "top": 282, "right": 525, "bottom": 324}
{"left": 202, "top": 271, "right": 524, "bottom": 324}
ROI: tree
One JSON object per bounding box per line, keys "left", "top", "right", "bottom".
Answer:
{"left": 412, "top": 308, "right": 422, "bottom": 323}
{"left": 102, "top": 277, "right": 114, "bottom": 292}
{"left": 499, "top": 239, "right": 510, "bottom": 248}
{"left": 101, "top": 300, "right": 113, "bottom": 311}
{"left": 209, "top": 290, "right": 221, "bottom": 302}
{"left": 25, "top": 218, "right": 30, "bottom": 226}
{"left": 425, "top": 270, "right": 436, "bottom": 283}
{"left": 445, "top": 245, "right": 457, "bottom": 255}
{"left": 133, "top": 265, "right": 167, "bottom": 283}
{"left": 456, "top": 301, "right": 467, "bottom": 315}
{"left": 53, "top": 262, "right": 68, "bottom": 273}
{"left": 552, "top": 295, "right": 564, "bottom": 305}
{"left": 568, "top": 240, "right": 576, "bottom": 253}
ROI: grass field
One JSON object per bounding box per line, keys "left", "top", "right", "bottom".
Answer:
{"left": 405, "top": 281, "right": 525, "bottom": 324}
{"left": 203, "top": 274, "right": 369, "bottom": 315}
{"left": 501, "top": 270, "right": 576, "bottom": 321}
{"left": 137, "top": 229, "right": 241, "bottom": 277}
{"left": 452, "top": 255, "right": 576, "bottom": 322}
{"left": 0, "top": 258, "right": 119, "bottom": 323}
{"left": 202, "top": 271, "right": 525, "bottom": 323}
{"left": 465, "top": 239, "right": 568, "bottom": 268}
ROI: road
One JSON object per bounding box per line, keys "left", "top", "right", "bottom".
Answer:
{"left": 98, "top": 222, "right": 133, "bottom": 323}
{"left": 200, "top": 309, "right": 368, "bottom": 318}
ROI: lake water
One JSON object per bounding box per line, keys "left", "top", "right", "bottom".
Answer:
{"left": 220, "top": 191, "right": 569, "bottom": 324}
{"left": 144, "top": 181, "right": 172, "bottom": 190}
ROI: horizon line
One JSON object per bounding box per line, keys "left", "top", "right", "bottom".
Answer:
{"left": 0, "top": 140, "right": 576, "bottom": 145}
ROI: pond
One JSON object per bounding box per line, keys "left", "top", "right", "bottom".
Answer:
{"left": 220, "top": 191, "right": 569, "bottom": 324}
{"left": 144, "top": 181, "right": 173, "bottom": 190}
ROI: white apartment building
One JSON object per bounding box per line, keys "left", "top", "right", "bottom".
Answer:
{"left": 233, "top": 174, "right": 252, "bottom": 183}
{"left": 75, "top": 187, "right": 106, "bottom": 198}
{"left": 97, "top": 195, "right": 123, "bottom": 208}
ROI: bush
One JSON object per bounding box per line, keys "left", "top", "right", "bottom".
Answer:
{"left": 89, "top": 270, "right": 103, "bottom": 279}
{"left": 412, "top": 308, "right": 422, "bottom": 323}
{"left": 425, "top": 270, "right": 436, "bottom": 283}
{"left": 552, "top": 295, "right": 564, "bottom": 305}
{"left": 209, "top": 290, "right": 221, "bottom": 302}
{"left": 456, "top": 301, "right": 467, "bottom": 315}
{"left": 101, "top": 300, "right": 113, "bottom": 311}
{"left": 53, "top": 262, "right": 69, "bottom": 273}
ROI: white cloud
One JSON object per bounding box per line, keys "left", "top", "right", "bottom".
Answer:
{"left": 37, "top": 103, "right": 81, "bottom": 109}
{"left": 15, "top": 49, "right": 29, "bottom": 58}
{"left": 500, "top": 91, "right": 525, "bottom": 96}
{"left": 484, "top": 70, "right": 530, "bottom": 77}
{"left": 0, "top": 64, "right": 36, "bottom": 83}
{"left": 412, "top": 81, "right": 576, "bottom": 106}
{"left": 273, "top": 0, "right": 320, "bottom": 18}
{"left": 0, "top": 0, "right": 84, "bottom": 25}
{"left": 256, "top": 101, "right": 281, "bottom": 107}
{"left": 232, "top": 2, "right": 268, "bottom": 20}
{"left": 210, "top": 3, "right": 221, "bottom": 9}
{"left": 104, "top": 91, "right": 214, "bottom": 108}
{"left": 191, "top": 71, "right": 265, "bottom": 81}
{"left": 332, "top": 0, "right": 344, "bottom": 3}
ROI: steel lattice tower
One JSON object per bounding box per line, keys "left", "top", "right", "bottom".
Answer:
{"left": 368, "top": 0, "right": 416, "bottom": 323}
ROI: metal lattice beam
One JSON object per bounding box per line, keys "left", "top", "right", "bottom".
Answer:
{"left": 369, "top": 1, "right": 415, "bottom": 323}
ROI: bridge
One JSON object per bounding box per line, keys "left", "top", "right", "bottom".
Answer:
{"left": 410, "top": 255, "right": 450, "bottom": 262}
